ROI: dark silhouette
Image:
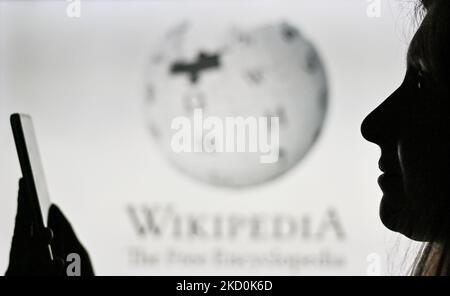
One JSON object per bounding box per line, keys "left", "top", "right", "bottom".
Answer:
{"left": 361, "top": 0, "right": 450, "bottom": 275}
{"left": 5, "top": 178, "right": 94, "bottom": 276}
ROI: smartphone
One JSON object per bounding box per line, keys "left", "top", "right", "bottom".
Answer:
{"left": 10, "top": 113, "right": 53, "bottom": 261}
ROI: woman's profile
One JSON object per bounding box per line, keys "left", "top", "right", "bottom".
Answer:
{"left": 361, "top": 0, "right": 450, "bottom": 275}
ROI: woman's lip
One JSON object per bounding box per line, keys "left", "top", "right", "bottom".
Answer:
{"left": 378, "top": 158, "right": 401, "bottom": 174}
{"left": 377, "top": 173, "right": 402, "bottom": 191}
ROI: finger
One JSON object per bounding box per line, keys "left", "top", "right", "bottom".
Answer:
{"left": 48, "top": 204, "right": 79, "bottom": 244}
{"left": 48, "top": 204, "right": 84, "bottom": 260}
{"left": 9, "top": 178, "right": 34, "bottom": 263}
{"left": 13, "top": 178, "right": 34, "bottom": 239}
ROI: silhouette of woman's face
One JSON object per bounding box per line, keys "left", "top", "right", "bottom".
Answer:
{"left": 361, "top": 8, "right": 450, "bottom": 242}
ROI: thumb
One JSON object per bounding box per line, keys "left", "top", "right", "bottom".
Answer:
{"left": 6, "top": 178, "right": 34, "bottom": 275}
{"left": 47, "top": 204, "right": 94, "bottom": 276}
{"left": 48, "top": 204, "right": 80, "bottom": 249}
{"left": 13, "top": 178, "right": 33, "bottom": 239}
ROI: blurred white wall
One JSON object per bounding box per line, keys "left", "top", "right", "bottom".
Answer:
{"left": 0, "top": 0, "right": 421, "bottom": 275}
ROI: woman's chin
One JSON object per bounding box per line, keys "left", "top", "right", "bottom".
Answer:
{"left": 379, "top": 197, "right": 429, "bottom": 241}
{"left": 379, "top": 197, "right": 404, "bottom": 231}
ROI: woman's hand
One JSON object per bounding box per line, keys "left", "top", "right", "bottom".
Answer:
{"left": 5, "top": 178, "right": 94, "bottom": 276}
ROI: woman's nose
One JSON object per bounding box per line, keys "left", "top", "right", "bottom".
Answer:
{"left": 361, "top": 85, "right": 404, "bottom": 144}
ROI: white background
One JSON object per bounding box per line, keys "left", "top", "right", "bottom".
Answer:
{"left": 0, "top": 0, "right": 422, "bottom": 275}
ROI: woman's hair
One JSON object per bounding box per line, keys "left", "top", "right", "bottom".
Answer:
{"left": 412, "top": 0, "right": 450, "bottom": 86}
{"left": 410, "top": 0, "right": 450, "bottom": 276}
